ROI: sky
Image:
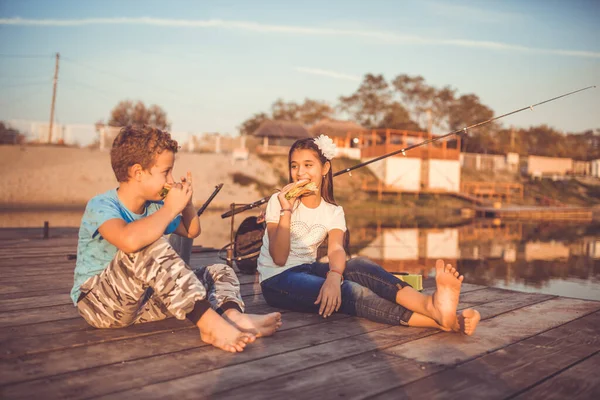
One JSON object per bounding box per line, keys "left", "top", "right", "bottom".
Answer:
{"left": 0, "top": 0, "right": 598, "bottom": 146}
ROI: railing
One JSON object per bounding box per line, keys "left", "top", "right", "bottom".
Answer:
{"left": 361, "top": 144, "right": 460, "bottom": 160}
{"left": 461, "top": 181, "right": 524, "bottom": 203}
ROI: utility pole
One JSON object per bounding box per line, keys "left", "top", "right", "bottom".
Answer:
{"left": 48, "top": 52, "right": 60, "bottom": 143}
{"left": 426, "top": 108, "right": 432, "bottom": 134}
{"left": 510, "top": 125, "right": 515, "bottom": 152}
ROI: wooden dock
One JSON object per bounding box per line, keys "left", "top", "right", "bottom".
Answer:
{"left": 1, "top": 228, "right": 599, "bottom": 399}
{"left": 476, "top": 205, "right": 593, "bottom": 221}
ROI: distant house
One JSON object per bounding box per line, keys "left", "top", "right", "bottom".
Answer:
{"left": 521, "top": 155, "right": 573, "bottom": 178}
{"left": 309, "top": 119, "right": 367, "bottom": 159}
{"left": 360, "top": 129, "right": 462, "bottom": 193}
{"left": 591, "top": 159, "right": 600, "bottom": 178}
{"left": 252, "top": 120, "right": 312, "bottom": 154}
{"left": 460, "top": 152, "right": 520, "bottom": 173}
{"left": 572, "top": 160, "right": 591, "bottom": 176}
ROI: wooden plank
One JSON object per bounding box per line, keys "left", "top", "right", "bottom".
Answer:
{"left": 209, "top": 298, "right": 599, "bottom": 400}
{"left": 69, "top": 289, "right": 552, "bottom": 399}
{"left": 381, "top": 297, "right": 600, "bottom": 365}
{"left": 0, "top": 318, "right": 89, "bottom": 342}
{"left": 372, "top": 311, "right": 600, "bottom": 399}
{"left": 0, "top": 312, "right": 362, "bottom": 389}
{"left": 96, "top": 328, "right": 438, "bottom": 400}
{"left": 0, "top": 280, "right": 261, "bottom": 311}
{"left": 0, "top": 273, "right": 73, "bottom": 285}
{"left": 0, "top": 293, "right": 71, "bottom": 312}
{"left": 0, "top": 288, "right": 74, "bottom": 302}
{"left": 0, "top": 292, "right": 267, "bottom": 330}
{"left": 513, "top": 352, "right": 600, "bottom": 400}
{"left": 0, "top": 272, "right": 255, "bottom": 297}
{"left": 0, "top": 283, "right": 487, "bottom": 355}
{"left": 0, "top": 304, "right": 79, "bottom": 328}
{"left": 1, "top": 308, "right": 342, "bottom": 361}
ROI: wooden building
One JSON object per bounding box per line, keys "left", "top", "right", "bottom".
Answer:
{"left": 252, "top": 120, "right": 311, "bottom": 155}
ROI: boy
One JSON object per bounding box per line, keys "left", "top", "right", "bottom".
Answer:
{"left": 71, "top": 125, "right": 281, "bottom": 353}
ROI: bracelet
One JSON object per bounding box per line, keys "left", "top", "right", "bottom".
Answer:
{"left": 281, "top": 209, "right": 292, "bottom": 213}
{"left": 326, "top": 269, "right": 344, "bottom": 283}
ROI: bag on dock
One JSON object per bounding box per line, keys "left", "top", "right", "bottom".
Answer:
{"left": 392, "top": 273, "right": 423, "bottom": 291}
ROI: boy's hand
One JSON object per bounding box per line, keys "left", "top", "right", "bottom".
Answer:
{"left": 180, "top": 172, "right": 194, "bottom": 208}
{"left": 164, "top": 178, "right": 193, "bottom": 215}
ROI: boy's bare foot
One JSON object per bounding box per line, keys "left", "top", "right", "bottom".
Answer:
{"left": 223, "top": 310, "right": 283, "bottom": 337}
{"left": 457, "top": 308, "right": 481, "bottom": 336}
{"left": 197, "top": 308, "right": 255, "bottom": 353}
{"left": 432, "top": 259, "right": 463, "bottom": 330}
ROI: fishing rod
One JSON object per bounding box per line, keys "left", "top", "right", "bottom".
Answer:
{"left": 221, "top": 85, "right": 596, "bottom": 219}
{"left": 197, "top": 183, "right": 223, "bottom": 216}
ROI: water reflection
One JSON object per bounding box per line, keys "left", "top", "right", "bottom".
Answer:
{"left": 351, "top": 220, "right": 600, "bottom": 301}
{"left": 2, "top": 209, "right": 599, "bottom": 301}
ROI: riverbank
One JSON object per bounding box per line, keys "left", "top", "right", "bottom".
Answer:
{"left": 0, "top": 145, "right": 280, "bottom": 209}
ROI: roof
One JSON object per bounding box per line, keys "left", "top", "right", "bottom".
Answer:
{"left": 309, "top": 119, "right": 367, "bottom": 138}
{"left": 252, "top": 120, "right": 312, "bottom": 139}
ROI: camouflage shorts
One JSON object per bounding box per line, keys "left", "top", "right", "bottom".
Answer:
{"left": 77, "top": 236, "right": 244, "bottom": 329}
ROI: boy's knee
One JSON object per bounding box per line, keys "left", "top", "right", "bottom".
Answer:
{"left": 204, "top": 263, "right": 239, "bottom": 282}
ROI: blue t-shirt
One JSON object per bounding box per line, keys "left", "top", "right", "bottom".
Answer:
{"left": 70, "top": 188, "right": 181, "bottom": 305}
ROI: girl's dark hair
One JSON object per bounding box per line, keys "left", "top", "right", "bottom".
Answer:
{"left": 288, "top": 138, "right": 336, "bottom": 206}
{"left": 288, "top": 138, "right": 351, "bottom": 255}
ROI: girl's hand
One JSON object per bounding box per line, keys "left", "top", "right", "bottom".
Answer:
{"left": 278, "top": 179, "right": 309, "bottom": 210}
{"left": 314, "top": 273, "right": 342, "bottom": 318}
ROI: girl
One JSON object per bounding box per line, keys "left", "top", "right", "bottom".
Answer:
{"left": 257, "top": 135, "right": 480, "bottom": 335}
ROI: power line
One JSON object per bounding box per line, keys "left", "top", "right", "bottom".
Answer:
{"left": 61, "top": 79, "right": 117, "bottom": 101}
{"left": 61, "top": 56, "right": 183, "bottom": 97}
{"left": 60, "top": 55, "right": 201, "bottom": 110}
{"left": 0, "top": 54, "right": 54, "bottom": 59}
{"left": 0, "top": 80, "right": 52, "bottom": 89}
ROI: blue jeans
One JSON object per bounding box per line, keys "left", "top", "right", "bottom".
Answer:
{"left": 260, "top": 257, "right": 414, "bottom": 326}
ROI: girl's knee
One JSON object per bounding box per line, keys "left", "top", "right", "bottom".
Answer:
{"left": 346, "top": 257, "right": 383, "bottom": 273}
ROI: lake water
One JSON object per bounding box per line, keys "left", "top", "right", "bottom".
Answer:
{"left": 2, "top": 209, "right": 599, "bottom": 301}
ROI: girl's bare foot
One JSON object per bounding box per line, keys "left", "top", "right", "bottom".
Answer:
{"left": 432, "top": 259, "right": 463, "bottom": 331}
{"left": 457, "top": 308, "right": 481, "bottom": 336}
{"left": 197, "top": 308, "right": 255, "bottom": 353}
{"left": 223, "top": 310, "right": 283, "bottom": 337}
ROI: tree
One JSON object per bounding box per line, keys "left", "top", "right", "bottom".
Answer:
{"left": 271, "top": 99, "right": 300, "bottom": 121}
{"left": 238, "top": 98, "right": 334, "bottom": 135}
{"left": 391, "top": 74, "right": 457, "bottom": 132}
{"left": 271, "top": 98, "right": 335, "bottom": 125}
{"left": 448, "top": 94, "right": 498, "bottom": 153}
{"left": 238, "top": 112, "right": 269, "bottom": 136}
{"left": 338, "top": 74, "right": 393, "bottom": 128}
{"left": 0, "top": 122, "right": 25, "bottom": 145}
{"left": 377, "top": 102, "right": 421, "bottom": 131}
{"left": 296, "top": 99, "right": 335, "bottom": 125}
{"left": 108, "top": 100, "right": 170, "bottom": 130}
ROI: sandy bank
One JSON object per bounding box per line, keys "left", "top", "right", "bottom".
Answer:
{"left": 0, "top": 145, "right": 280, "bottom": 209}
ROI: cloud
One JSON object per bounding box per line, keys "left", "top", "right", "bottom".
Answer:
{"left": 1, "top": 17, "right": 598, "bottom": 58}
{"left": 294, "top": 67, "right": 361, "bottom": 82}
{"left": 424, "top": 1, "right": 523, "bottom": 23}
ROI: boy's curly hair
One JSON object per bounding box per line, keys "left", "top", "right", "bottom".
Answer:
{"left": 111, "top": 125, "right": 179, "bottom": 182}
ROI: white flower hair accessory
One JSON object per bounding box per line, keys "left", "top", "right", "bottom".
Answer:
{"left": 313, "top": 134, "right": 337, "bottom": 160}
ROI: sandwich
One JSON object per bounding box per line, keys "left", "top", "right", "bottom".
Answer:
{"left": 159, "top": 184, "right": 172, "bottom": 198}
{"left": 285, "top": 181, "right": 318, "bottom": 200}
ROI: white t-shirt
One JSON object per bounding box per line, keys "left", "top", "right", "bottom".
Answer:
{"left": 257, "top": 193, "right": 347, "bottom": 282}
